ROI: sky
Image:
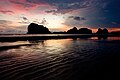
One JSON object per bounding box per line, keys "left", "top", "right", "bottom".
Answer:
{"left": 0, "top": 0, "right": 120, "bottom": 34}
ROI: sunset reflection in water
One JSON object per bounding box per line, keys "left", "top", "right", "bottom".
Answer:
{"left": 0, "top": 37, "right": 120, "bottom": 80}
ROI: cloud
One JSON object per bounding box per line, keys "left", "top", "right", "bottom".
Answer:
{"left": 18, "top": 16, "right": 30, "bottom": 24}
{"left": 3, "top": 0, "right": 109, "bottom": 15}
{"left": 40, "top": 18, "right": 48, "bottom": 25}
{"left": 0, "top": 20, "right": 13, "bottom": 31}
{"left": 18, "top": 17, "right": 48, "bottom": 25}
{"left": 45, "top": 10, "right": 56, "bottom": 13}
{"left": 18, "top": 21, "right": 30, "bottom": 24}
{"left": 32, "top": 18, "right": 48, "bottom": 25}
{"left": 26, "top": 0, "right": 46, "bottom": 4}
{"left": 26, "top": 0, "right": 109, "bottom": 14}
{"left": 7, "top": 0, "right": 38, "bottom": 12}
{"left": 112, "top": 22, "right": 118, "bottom": 25}
{"left": 69, "top": 16, "right": 86, "bottom": 21}
{"left": 0, "top": 10, "right": 14, "bottom": 14}
{"left": 27, "top": 0, "right": 92, "bottom": 14}
{"left": 21, "top": 16, "right": 28, "bottom": 21}
{"left": 0, "top": 25, "right": 27, "bottom": 34}
{"left": 62, "top": 15, "right": 87, "bottom": 28}
{"left": 0, "top": 20, "right": 12, "bottom": 24}
{"left": 9, "top": 0, "right": 36, "bottom": 8}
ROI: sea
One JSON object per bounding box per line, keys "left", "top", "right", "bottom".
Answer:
{"left": 0, "top": 34, "right": 120, "bottom": 80}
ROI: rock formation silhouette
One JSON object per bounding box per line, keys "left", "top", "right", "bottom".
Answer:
{"left": 96, "top": 28, "right": 109, "bottom": 34}
{"left": 103, "top": 28, "right": 109, "bottom": 34}
{"left": 67, "top": 27, "right": 92, "bottom": 34}
{"left": 96, "top": 28, "right": 103, "bottom": 34}
{"left": 67, "top": 27, "right": 78, "bottom": 34}
{"left": 27, "top": 23, "right": 110, "bottom": 35}
{"left": 27, "top": 23, "right": 51, "bottom": 34}
{"left": 78, "top": 28, "right": 92, "bottom": 34}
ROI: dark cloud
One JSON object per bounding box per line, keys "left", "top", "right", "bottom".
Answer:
{"left": 69, "top": 16, "right": 86, "bottom": 21}
{"left": 21, "top": 16, "right": 28, "bottom": 21}
{"left": 55, "top": 1, "right": 92, "bottom": 14}
{"left": 0, "top": 10, "right": 14, "bottom": 14}
{"left": 27, "top": 0, "right": 110, "bottom": 14}
{"left": 27, "top": 0, "right": 108, "bottom": 14}
{"left": 45, "top": 10, "right": 56, "bottom": 13}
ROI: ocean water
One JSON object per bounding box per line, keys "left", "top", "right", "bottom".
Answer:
{"left": 0, "top": 36, "right": 120, "bottom": 80}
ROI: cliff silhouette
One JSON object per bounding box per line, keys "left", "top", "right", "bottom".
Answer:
{"left": 27, "top": 23, "right": 51, "bottom": 34}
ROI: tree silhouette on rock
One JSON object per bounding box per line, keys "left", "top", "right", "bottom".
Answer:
{"left": 27, "top": 23, "right": 51, "bottom": 34}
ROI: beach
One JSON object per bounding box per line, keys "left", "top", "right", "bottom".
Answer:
{"left": 0, "top": 35, "right": 120, "bottom": 80}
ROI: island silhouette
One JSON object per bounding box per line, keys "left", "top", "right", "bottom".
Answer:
{"left": 0, "top": 23, "right": 120, "bottom": 42}
{"left": 27, "top": 23, "right": 51, "bottom": 34}
{"left": 27, "top": 23, "right": 109, "bottom": 34}
{"left": 96, "top": 28, "right": 109, "bottom": 34}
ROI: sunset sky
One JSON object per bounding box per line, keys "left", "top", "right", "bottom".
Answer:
{"left": 0, "top": 0, "right": 120, "bottom": 34}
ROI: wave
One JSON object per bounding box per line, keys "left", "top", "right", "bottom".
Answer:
{"left": 0, "top": 44, "right": 35, "bottom": 51}
{"left": 0, "top": 39, "right": 120, "bottom": 80}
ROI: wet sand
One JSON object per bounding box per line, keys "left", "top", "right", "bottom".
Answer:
{"left": 0, "top": 37, "right": 120, "bottom": 80}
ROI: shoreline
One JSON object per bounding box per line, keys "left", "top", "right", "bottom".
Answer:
{"left": 0, "top": 34, "right": 120, "bottom": 42}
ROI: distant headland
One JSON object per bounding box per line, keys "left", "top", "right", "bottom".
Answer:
{"left": 27, "top": 23, "right": 114, "bottom": 34}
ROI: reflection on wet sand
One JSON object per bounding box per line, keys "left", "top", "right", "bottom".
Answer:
{"left": 97, "top": 35, "right": 108, "bottom": 40}
{"left": 0, "top": 37, "right": 120, "bottom": 80}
